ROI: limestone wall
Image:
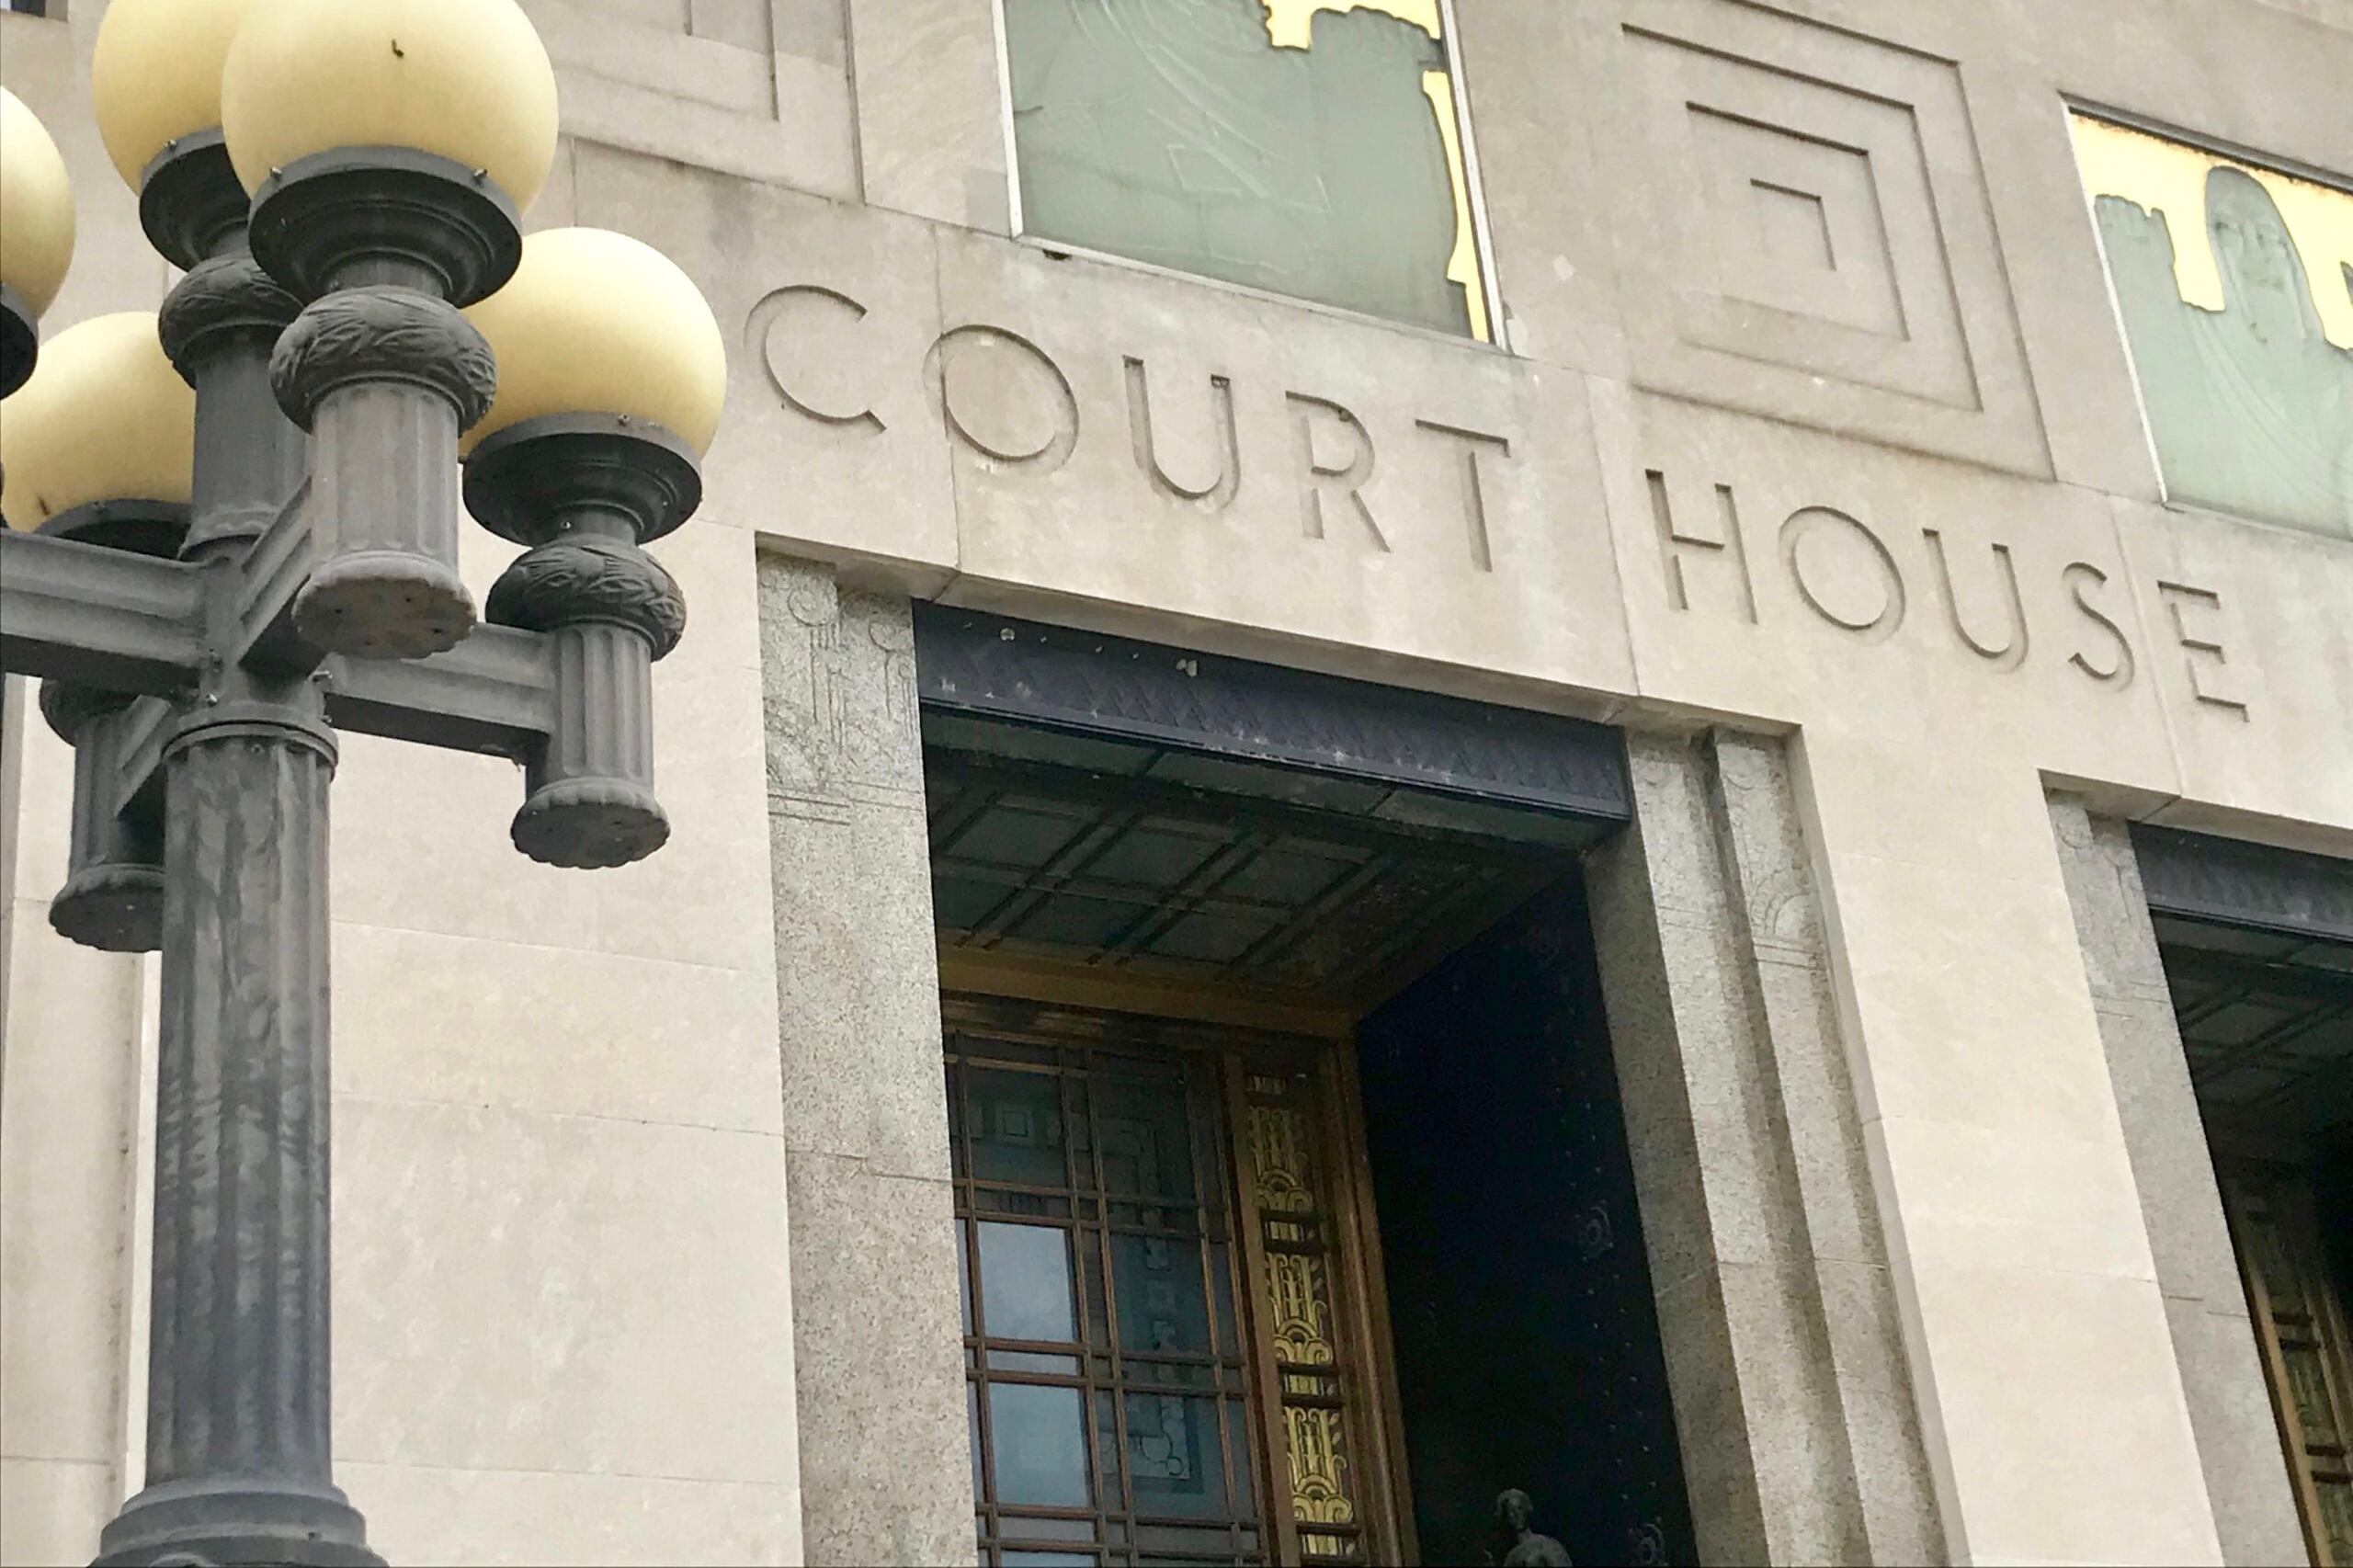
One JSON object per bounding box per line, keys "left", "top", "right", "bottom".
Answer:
{"left": 4, "top": 0, "right": 2348, "bottom": 1562}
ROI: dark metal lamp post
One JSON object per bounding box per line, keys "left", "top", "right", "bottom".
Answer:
{"left": 0, "top": 2, "right": 727, "bottom": 1562}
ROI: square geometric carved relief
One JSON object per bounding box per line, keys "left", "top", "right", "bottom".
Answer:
{"left": 526, "top": 0, "right": 848, "bottom": 190}
{"left": 1606, "top": 0, "right": 2049, "bottom": 475}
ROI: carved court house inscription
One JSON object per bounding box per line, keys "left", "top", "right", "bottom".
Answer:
{"left": 749, "top": 281, "right": 1518, "bottom": 574}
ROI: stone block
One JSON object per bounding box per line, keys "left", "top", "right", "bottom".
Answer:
{"left": 1904, "top": 1256, "right": 2219, "bottom": 1565}
{"left": 1596, "top": 390, "right": 2184, "bottom": 801}
{"left": 574, "top": 145, "right": 959, "bottom": 588}
{"left": 2158, "top": 1300, "right": 2307, "bottom": 1568}
{"left": 1588, "top": 0, "right": 2048, "bottom": 474}
{"left": 329, "top": 924, "right": 782, "bottom": 1133}
{"left": 341, "top": 1460, "right": 801, "bottom": 1567}
{"left": 0, "top": 1457, "right": 115, "bottom": 1568}
{"left": 334, "top": 1099, "right": 799, "bottom": 1486}
{"left": 782, "top": 1153, "right": 972, "bottom": 1568}
{"left": 2114, "top": 498, "right": 2353, "bottom": 843}
{"left": 932, "top": 226, "right": 1637, "bottom": 702}
{"left": 0, "top": 915, "right": 141, "bottom": 1469}
{"left": 845, "top": 0, "right": 1008, "bottom": 231}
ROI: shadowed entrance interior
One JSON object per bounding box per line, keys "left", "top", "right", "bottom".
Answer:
{"left": 914, "top": 615, "right": 1692, "bottom": 1566}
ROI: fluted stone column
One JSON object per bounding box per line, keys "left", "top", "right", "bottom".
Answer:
{"left": 2050, "top": 802, "right": 2305, "bottom": 1567}
{"left": 758, "top": 553, "right": 971, "bottom": 1566}
{"left": 1586, "top": 731, "right": 1944, "bottom": 1566}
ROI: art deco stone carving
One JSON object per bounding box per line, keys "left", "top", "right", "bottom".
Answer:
{"left": 1604, "top": 0, "right": 2046, "bottom": 473}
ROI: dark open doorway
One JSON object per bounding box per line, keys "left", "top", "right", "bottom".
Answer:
{"left": 1358, "top": 875, "right": 1695, "bottom": 1568}
{"left": 915, "top": 608, "right": 1694, "bottom": 1564}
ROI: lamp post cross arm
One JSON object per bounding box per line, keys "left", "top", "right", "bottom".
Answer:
{"left": 0, "top": 527, "right": 213, "bottom": 693}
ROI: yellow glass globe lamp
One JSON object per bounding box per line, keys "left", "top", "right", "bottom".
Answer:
{"left": 465, "top": 228, "right": 727, "bottom": 460}
{"left": 0, "top": 88, "right": 75, "bottom": 398}
{"left": 0, "top": 312, "right": 195, "bottom": 550}
{"left": 222, "top": 0, "right": 558, "bottom": 210}
{"left": 90, "top": 0, "right": 261, "bottom": 189}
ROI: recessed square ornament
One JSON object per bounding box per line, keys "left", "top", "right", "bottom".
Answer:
{"left": 2071, "top": 112, "right": 2353, "bottom": 542}
{"left": 1604, "top": 0, "right": 2048, "bottom": 474}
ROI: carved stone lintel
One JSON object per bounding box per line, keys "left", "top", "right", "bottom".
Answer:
{"left": 248, "top": 145, "right": 522, "bottom": 306}
{"left": 0, "top": 281, "right": 33, "bottom": 401}
{"left": 486, "top": 538, "right": 686, "bottom": 660}
{"left": 270, "top": 288, "right": 495, "bottom": 432}
{"left": 137, "top": 131, "right": 250, "bottom": 273}
{"left": 160, "top": 256, "right": 302, "bottom": 387}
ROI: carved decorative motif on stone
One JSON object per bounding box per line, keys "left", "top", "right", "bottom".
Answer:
{"left": 269, "top": 287, "right": 497, "bottom": 429}
{"left": 1609, "top": 0, "right": 2046, "bottom": 472}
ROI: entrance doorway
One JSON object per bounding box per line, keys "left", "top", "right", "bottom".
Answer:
{"left": 2160, "top": 926, "right": 2353, "bottom": 1565}
{"left": 2143, "top": 829, "right": 2353, "bottom": 1565}
{"left": 916, "top": 609, "right": 1691, "bottom": 1567}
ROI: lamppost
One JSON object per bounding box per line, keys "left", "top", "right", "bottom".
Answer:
{"left": 0, "top": 0, "right": 725, "bottom": 1561}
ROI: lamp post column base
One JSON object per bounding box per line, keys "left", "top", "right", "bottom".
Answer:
{"left": 95, "top": 1477, "right": 383, "bottom": 1568}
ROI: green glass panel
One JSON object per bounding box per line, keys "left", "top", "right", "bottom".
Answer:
{"left": 1006, "top": 0, "right": 1478, "bottom": 337}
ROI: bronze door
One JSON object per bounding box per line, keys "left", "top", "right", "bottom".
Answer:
{"left": 946, "top": 996, "right": 1410, "bottom": 1568}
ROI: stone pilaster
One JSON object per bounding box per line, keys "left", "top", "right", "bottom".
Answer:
{"left": 1586, "top": 731, "right": 1942, "bottom": 1566}
{"left": 758, "top": 553, "right": 970, "bottom": 1567}
{"left": 2049, "top": 801, "right": 2305, "bottom": 1567}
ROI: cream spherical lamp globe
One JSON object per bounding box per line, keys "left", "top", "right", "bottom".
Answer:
{"left": 464, "top": 228, "right": 727, "bottom": 457}
{"left": 90, "top": 0, "right": 262, "bottom": 189}
{"left": 221, "top": 0, "right": 558, "bottom": 209}
{"left": 0, "top": 313, "right": 195, "bottom": 530}
{"left": 0, "top": 88, "right": 74, "bottom": 318}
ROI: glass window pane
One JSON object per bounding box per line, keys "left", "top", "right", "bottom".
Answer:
{"left": 1094, "top": 1072, "right": 1197, "bottom": 1205}
{"left": 1004, "top": 0, "right": 1491, "bottom": 340}
{"left": 999, "top": 1517, "right": 1098, "bottom": 1543}
{"left": 991, "top": 1383, "right": 1093, "bottom": 1508}
{"left": 968, "top": 1067, "right": 1070, "bottom": 1187}
{"left": 1124, "top": 1393, "right": 1230, "bottom": 1520}
{"left": 969, "top": 1382, "right": 985, "bottom": 1501}
{"left": 990, "top": 1349, "right": 1084, "bottom": 1375}
{"left": 1002, "top": 1554, "right": 1096, "bottom": 1567}
{"left": 979, "top": 1221, "right": 1078, "bottom": 1343}
{"left": 1110, "top": 1233, "right": 1212, "bottom": 1354}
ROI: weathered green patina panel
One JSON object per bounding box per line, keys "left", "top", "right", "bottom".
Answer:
{"left": 1005, "top": 0, "right": 1487, "bottom": 339}
{"left": 2075, "top": 115, "right": 2353, "bottom": 540}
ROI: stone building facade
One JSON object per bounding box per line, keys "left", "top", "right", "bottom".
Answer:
{"left": 2, "top": 1, "right": 2349, "bottom": 1565}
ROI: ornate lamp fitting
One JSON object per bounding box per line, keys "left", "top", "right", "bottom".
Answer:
{"left": 137, "top": 131, "right": 249, "bottom": 272}
{"left": 463, "top": 413, "right": 702, "bottom": 548}
{"left": 38, "top": 497, "right": 194, "bottom": 561}
{"left": 269, "top": 285, "right": 495, "bottom": 659}
{"left": 465, "top": 415, "right": 699, "bottom": 870}
{"left": 249, "top": 147, "right": 522, "bottom": 306}
{"left": 0, "top": 284, "right": 38, "bottom": 402}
